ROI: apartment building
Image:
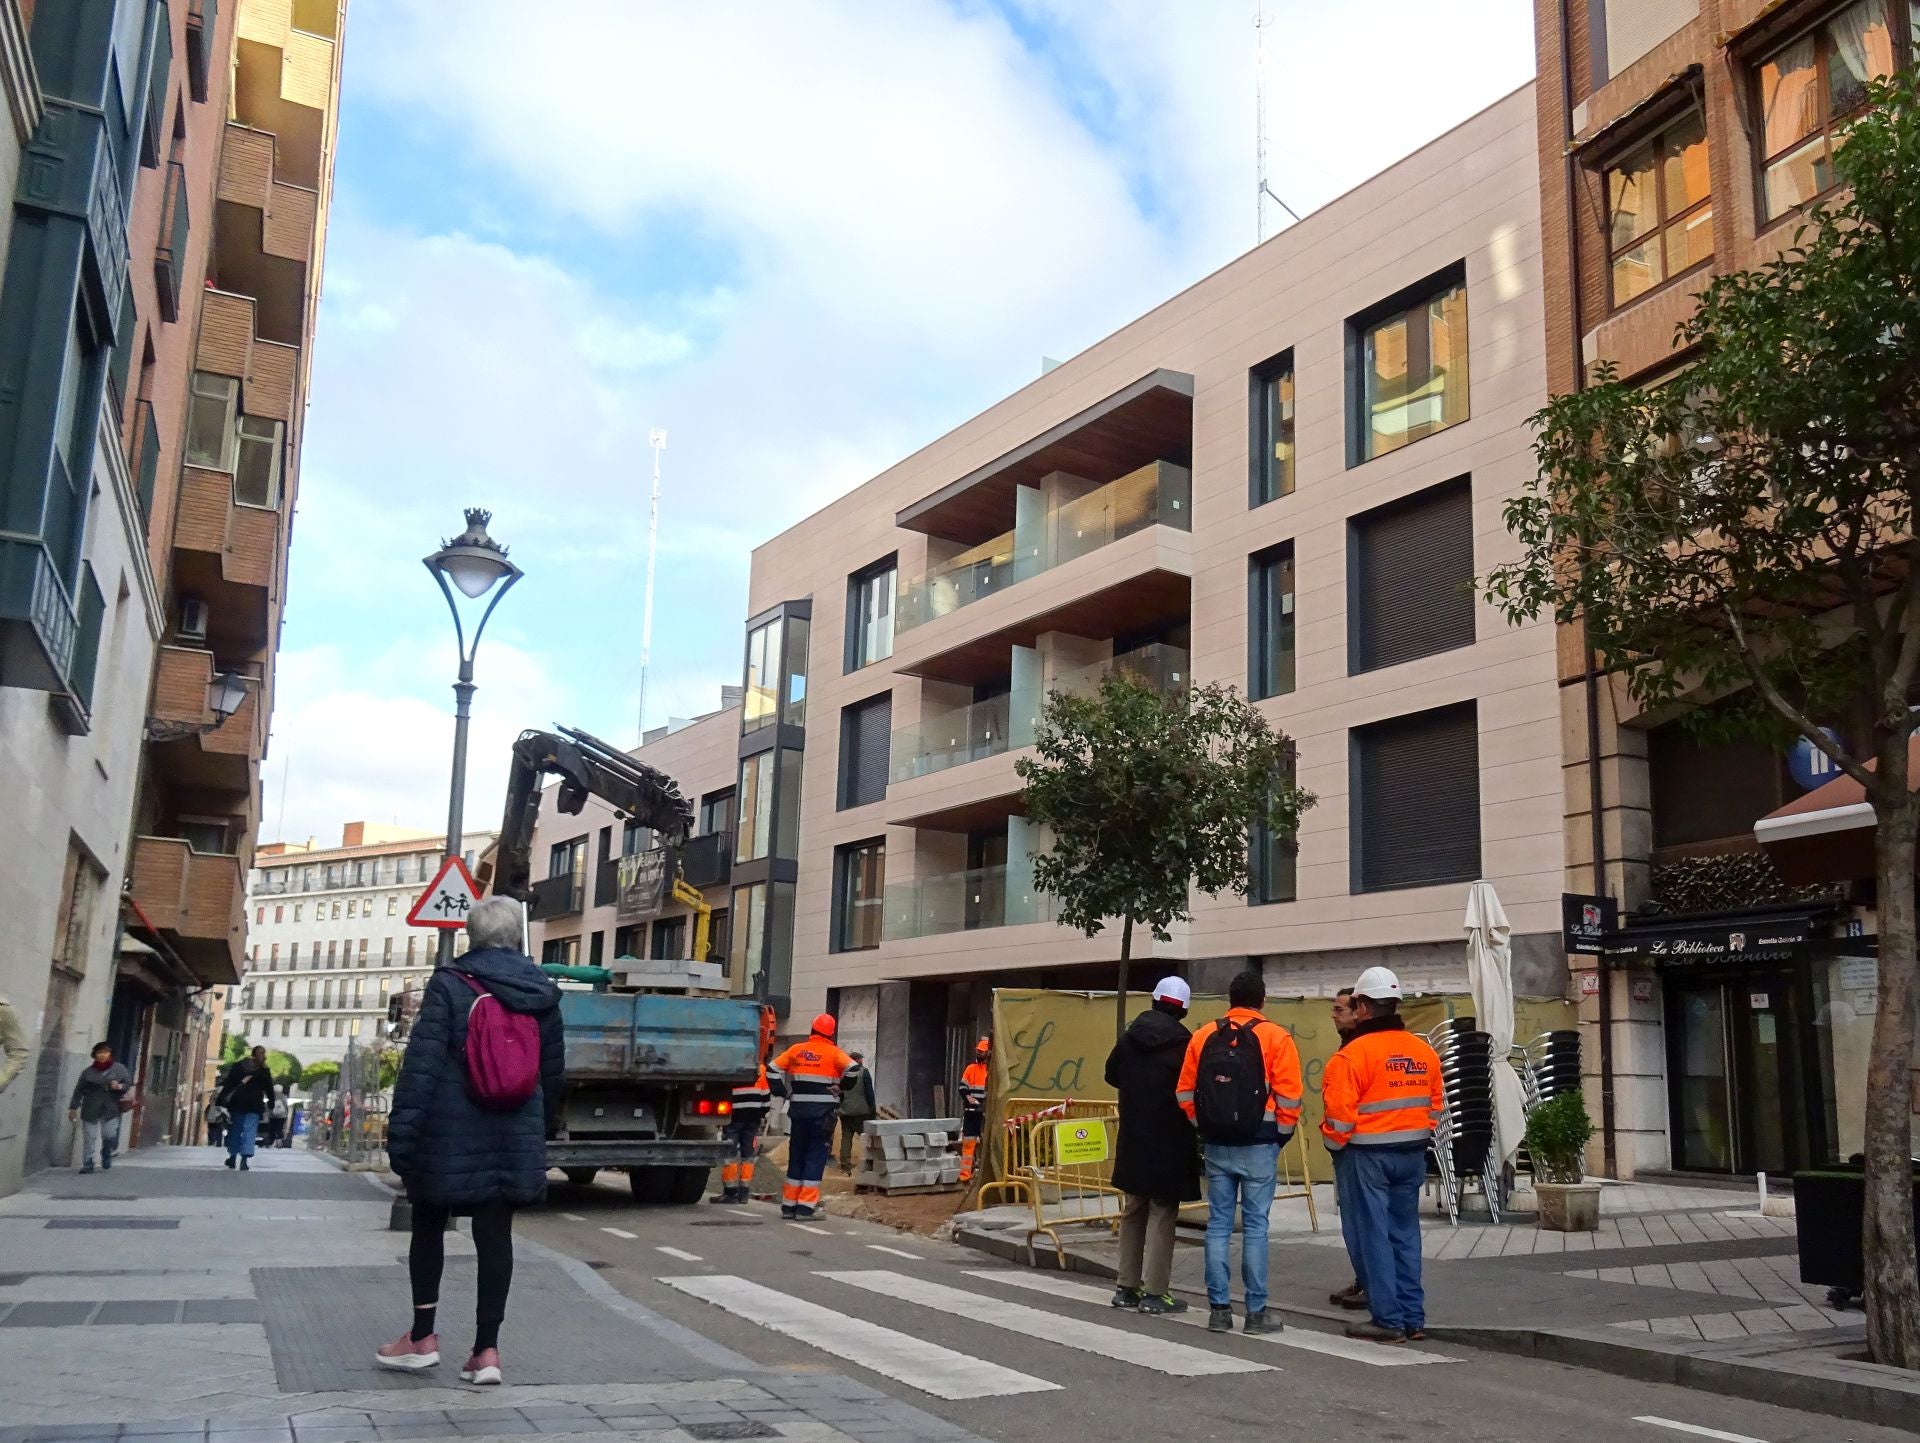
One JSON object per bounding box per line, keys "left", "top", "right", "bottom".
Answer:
{"left": 1533, "top": 0, "right": 1910, "bottom": 1178}
{"left": 706, "top": 87, "right": 1558, "bottom": 1115}
{"left": 0, "top": 0, "right": 345, "bottom": 1194}
{"left": 227, "top": 825, "right": 499, "bottom": 1069}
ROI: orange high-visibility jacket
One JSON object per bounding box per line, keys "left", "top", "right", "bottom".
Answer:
{"left": 1320, "top": 1024, "right": 1445, "bottom": 1151}
{"left": 1176, "top": 1008, "right": 1304, "bottom": 1137}
{"left": 959, "top": 1062, "right": 988, "bottom": 1113}
{"left": 769, "top": 1036, "right": 854, "bottom": 1114}
{"left": 731, "top": 1064, "right": 771, "bottom": 1119}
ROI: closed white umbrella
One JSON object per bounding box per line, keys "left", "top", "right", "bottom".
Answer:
{"left": 1464, "top": 881, "right": 1526, "bottom": 1168}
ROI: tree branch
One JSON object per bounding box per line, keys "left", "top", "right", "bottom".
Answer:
{"left": 1724, "top": 604, "right": 1877, "bottom": 789}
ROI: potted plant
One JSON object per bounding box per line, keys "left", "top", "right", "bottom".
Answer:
{"left": 1525, "top": 1092, "right": 1600, "bottom": 1231}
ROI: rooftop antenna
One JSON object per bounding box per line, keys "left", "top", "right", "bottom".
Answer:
{"left": 1254, "top": 0, "right": 1302, "bottom": 243}
{"left": 639, "top": 427, "right": 665, "bottom": 746}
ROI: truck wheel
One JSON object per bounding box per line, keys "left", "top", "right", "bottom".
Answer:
{"left": 670, "top": 1167, "right": 710, "bottom": 1205}
{"left": 562, "top": 1168, "right": 598, "bottom": 1188}
{"left": 629, "top": 1167, "right": 676, "bottom": 1205}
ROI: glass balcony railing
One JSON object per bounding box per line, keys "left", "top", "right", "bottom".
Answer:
{"left": 895, "top": 460, "right": 1191, "bottom": 633}
{"left": 883, "top": 864, "right": 1055, "bottom": 940}
{"left": 889, "top": 644, "right": 1189, "bottom": 783}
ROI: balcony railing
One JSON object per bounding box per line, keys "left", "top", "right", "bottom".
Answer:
{"left": 896, "top": 460, "right": 1191, "bottom": 633}
{"left": 677, "top": 831, "right": 734, "bottom": 890}
{"left": 129, "top": 836, "right": 246, "bottom": 984}
{"left": 889, "top": 644, "right": 1189, "bottom": 783}
{"left": 884, "top": 863, "right": 1054, "bottom": 941}
{"left": 530, "top": 872, "right": 584, "bottom": 921}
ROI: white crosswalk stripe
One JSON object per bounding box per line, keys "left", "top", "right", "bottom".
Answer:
{"left": 867, "top": 1244, "right": 922, "bottom": 1260}
{"left": 968, "top": 1269, "right": 1456, "bottom": 1367}
{"left": 659, "top": 1274, "right": 1058, "bottom": 1400}
{"left": 823, "top": 1269, "right": 1271, "bottom": 1377}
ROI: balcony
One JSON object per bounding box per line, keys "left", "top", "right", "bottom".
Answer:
{"left": 154, "top": 159, "right": 188, "bottom": 322}
{"left": 128, "top": 837, "right": 246, "bottom": 985}
{"left": 677, "top": 831, "right": 734, "bottom": 890}
{"left": 530, "top": 872, "right": 584, "bottom": 921}
{"left": 215, "top": 123, "right": 318, "bottom": 345}
{"left": 197, "top": 289, "right": 298, "bottom": 423}
{"left": 884, "top": 864, "right": 1055, "bottom": 941}
{"left": 147, "top": 646, "right": 264, "bottom": 792}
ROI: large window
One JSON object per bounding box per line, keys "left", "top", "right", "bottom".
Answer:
{"left": 541, "top": 936, "right": 580, "bottom": 968}
{"left": 699, "top": 788, "right": 736, "bottom": 838}
{"left": 651, "top": 916, "right": 687, "bottom": 960}
{"left": 838, "top": 692, "right": 893, "bottom": 810}
{"left": 1250, "top": 762, "right": 1300, "bottom": 906}
{"left": 736, "top": 752, "right": 773, "bottom": 864}
{"left": 234, "top": 416, "right": 283, "bottom": 507}
{"left": 1348, "top": 476, "right": 1475, "bottom": 674}
{"left": 847, "top": 557, "right": 897, "bottom": 670}
{"left": 1607, "top": 109, "right": 1712, "bottom": 306}
{"left": 1248, "top": 541, "right": 1296, "bottom": 700}
{"left": 1352, "top": 268, "right": 1469, "bottom": 463}
{"left": 185, "top": 371, "right": 236, "bottom": 468}
{"left": 832, "top": 839, "right": 886, "bottom": 952}
{"left": 729, "top": 882, "right": 766, "bottom": 993}
{"left": 1249, "top": 352, "right": 1295, "bottom": 506}
{"left": 1756, "top": 0, "right": 1912, "bottom": 220}
{"left": 1350, "top": 702, "right": 1481, "bottom": 893}
{"left": 548, "top": 837, "right": 585, "bottom": 882}
{"left": 742, "top": 619, "right": 783, "bottom": 733}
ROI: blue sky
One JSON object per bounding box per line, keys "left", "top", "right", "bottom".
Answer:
{"left": 265, "top": 0, "right": 1537, "bottom": 847}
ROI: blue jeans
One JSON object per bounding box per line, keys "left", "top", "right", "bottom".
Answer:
{"left": 1332, "top": 1146, "right": 1364, "bottom": 1288}
{"left": 227, "top": 1110, "right": 261, "bottom": 1159}
{"left": 1203, "top": 1141, "right": 1279, "bottom": 1312}
{"left": 1347, "top": 1143, "right": 1426, "bottom": 1332}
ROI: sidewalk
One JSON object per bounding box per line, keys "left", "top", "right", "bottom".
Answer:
{"left": 954, "top": 1176, "right": 1920, "bottom": 1431}
{"left": 0, "top": 1148, "right": 980, "bottom": 1443}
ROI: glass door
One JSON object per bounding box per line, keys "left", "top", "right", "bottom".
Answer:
{"left": 1668, "top": 981, "right": 1735, "bottom": 1172}
{"left": 1733, "top": 973, "right": 1811, "bottom": 1176}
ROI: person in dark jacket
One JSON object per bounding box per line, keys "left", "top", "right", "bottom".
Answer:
{"left": 377, "top": 897, "right": 562, "bottom": 1387}
{"left": 836, "top": 1051, "right": 876, "bottom": 1173}
{"left": 67, "top": 1042, "right": 133, "bottom": 1173}
{"left": 1104, "top": 977, "right": 1200, "bottom": 1315}
{"left": 1327, "top": 986, "right": 1369, "bottom": 1312}
{"left": 216, "top": 1047, "right": 275, "bottom": 1170}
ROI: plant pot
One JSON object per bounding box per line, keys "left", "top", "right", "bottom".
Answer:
{"left": 1534, "top": 1181, "right": 1600, "bottom": 1232}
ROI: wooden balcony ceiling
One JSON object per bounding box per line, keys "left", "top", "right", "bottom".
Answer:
{"left": 897, "top": 369, "right": 1194, "bottom": 544}
{"left": 890, "top": 788, "right": 1025, "bottom": 834}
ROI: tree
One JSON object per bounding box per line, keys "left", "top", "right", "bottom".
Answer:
{"left": 220, "top": 1033, "right": 248, "bottom": 1065}
{"left": 1485, "top": 67, "right": 1920, "bottom": 1367}
{"left": 263, "top": 1050, "right": 303, "bottom": 1088}
{"left": 301, "top": 1060, "right": 340, "bottom": 1088}
{"left": 1016, "top": 672, "right": 1314, "bottom": 1039}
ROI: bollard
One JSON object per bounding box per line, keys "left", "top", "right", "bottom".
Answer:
{"left": 389, "top": 1197, "right": 412, "bottom": 1232}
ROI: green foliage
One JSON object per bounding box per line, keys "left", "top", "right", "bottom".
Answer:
{"left": 220, "top": 1033, "right": 248, "bottom": 1065}
{"left": 301, "top": 1060, "right": 340, "bottom": 1088}
{"left": 263, "top": 1050, "right": 303, "bottom": 1086}
{"left": 1525, "top": 1093, "right": 1594, "bottom": 1186}
{"left": 1015, "top": 672, "right": 1314, "bottom": 943}
{"left": 376, "top": 1048, "right": 402, "bottom": 1092}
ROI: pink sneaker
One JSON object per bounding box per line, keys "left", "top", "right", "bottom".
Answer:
{"left": 460, "top": 1348, "right": 502, "bottom": 1385}
{"left": 374, "top": 1332, "right": 440, "bottom": 1371}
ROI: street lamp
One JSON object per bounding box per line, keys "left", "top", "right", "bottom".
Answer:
{"left": 424, "top": 508, "right": 522, "bottom": 962}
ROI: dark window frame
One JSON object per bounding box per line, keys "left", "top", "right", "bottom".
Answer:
{"left": 831, "top": 837, "right": 887, "bottom": 953}
{"left": 1248, "top": 755, "right": 1300, "bottom": 906}
{"left": 1248, "top": 348, "right": 1296, "bottom": 507}
{"left": 1605, "top": 107, "right": 1714, "bottom": 310}
{"left": 837, "top": 691, "right": 893, "bottom": 811}
{"left": 1247, "top": 540, "right": 1296, "bottom": 701}
{"left": 1344, "top": 261, "right": 1469, "bottom": 468}
{"left": 844, "top": 553, "right": 899, "bottom": 673}
{"left": 1349, "top": 701, "right": 1482, "bottom": 895}
{"left": 1346, "top": 474, "right": 1476, "bottom": 676}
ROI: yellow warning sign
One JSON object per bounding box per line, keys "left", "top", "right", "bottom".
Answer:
{"left": 1053, "top": 1119, "right": 1109, "bottom": 1165}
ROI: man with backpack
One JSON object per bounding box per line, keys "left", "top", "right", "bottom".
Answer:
{"left": 1176, "top": 970, "right": 1303, "bottom": 1335}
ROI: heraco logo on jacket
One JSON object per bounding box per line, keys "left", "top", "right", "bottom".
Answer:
{"left": 1383, "top": 1055, "right": 1431, "bottom": 1077}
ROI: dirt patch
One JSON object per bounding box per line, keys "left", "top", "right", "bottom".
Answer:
{"left": 742, "top": 1139, "right": 968, "bottom": 1235}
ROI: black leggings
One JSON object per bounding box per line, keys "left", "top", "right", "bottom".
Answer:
{"left": 410, "top": 1200, "right": 514, "bottom": 1352}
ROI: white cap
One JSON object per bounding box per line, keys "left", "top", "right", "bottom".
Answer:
{"left": 1151, "top": 976, "right": 1192, "bottom": 1007}
{"left": 1354, "top": 966, "right": 1403, "bottom": 1000}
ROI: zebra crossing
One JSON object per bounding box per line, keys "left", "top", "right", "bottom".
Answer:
{"left": 656, "top": 1262, "right": 1455, "bottom": 1400}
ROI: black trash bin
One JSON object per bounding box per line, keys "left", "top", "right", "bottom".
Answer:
{"left": 1793, "top": 1160, "right": 1920, "bottom": 1307}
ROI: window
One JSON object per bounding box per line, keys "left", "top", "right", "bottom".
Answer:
{"left": 270, "top": 943, "right": 279, "bottom": 965}
{"left": 775, "top": 748, "right": 803, "bottom": 857}
{"left": 838, "top": 692, "right": 893, "bottom": 810}
{"left": 335, "top": 1019, "right": 346, "bottom": 1037}
{"left": 1351, "top": 267, "right": 1468, "bottom": 463}
{"left": 622, "top": 819, "right": 653, "bottom": 857}
{"left": 729, "top": 883, "right": 766, "bottom": 993}
{"left": 1249, "top": 352, "right": 1296, "bottom": 505}
{"left": 589, "top": 932, "right": 605, "bottom": 967}
{"left": 304, "top": 1020, "right": 314, "bottom": 1037}
{"left": 736, "top": 752, "right": 773, "bottom": 863}
{"left": 1249, "top": 760, "right": 1300, "bottom": 906}
{"left": 387, "top": 896, "right": 397, "bottom": 916}
{"left": 359, "top": 939, "right": 370, "bottom": 963}
{"left": 1349, "top": 476, "right": 1475, "bottom": 674}
{"left": 783, "top": 616, "right": 810, "bottom": 726}
{"left": 331, "top": 901, "right": 341, "bottom": 919}
{"left": 832, "top": 840, "right": 886, "bottom": 951}
{"left": 255, "top": 906, "right": 264, "bottom": 924}
{"left": 326, "top": 941, "right": 337, "bottom": 966}
{"left": 708, "top": 908, "right": 731, "bottom": 968}
{"left": 184, "top": 372, "right": 236, "bottom": 468}
{"left": 293, "top": 904, "right": 302, "bottom": 922}
{"left": 651, "top": 916, "right": 687, "bottom": 960}
{"left": 614, "top": 923, "right": 645, "bottom": 958}
{"left": 700, "top": 788, "right": 736, "bottom": 838}
{"left": 362, "top": 896, "right": 374, "bottom": 915}
{"left": 273, "top": 905, "right": 283, "bottom": 923}
{"left": 234, "top": 416, "right": 283, "bottom": 507}
{"left": 1755, "top": 0, "right": 1910, "bottom": 220}
{"left": 320, "top": 980, "right": 333, "bottom": 1008}
{"left": 265, "top": 981, "right": 278, "bottom": 1008}
{"left": 346, "top": 899, "right": 356, "bottom": 918}
{"left": 1350, "top": 702, "right": 1481, "bottom": 893}
{"left": 742, "top": 619, "right": 783, "bottom": 733}
{"left": 847, "top": 557, "right": 898, "bottom": 669}
{"left": 541, "top": 936, "right": 580, "bottom": 968}
{"left": 281, "top": 1020, "right": 291, "bottom": 1038}
{"left": 1607, "top": 109, "right": 1712, "bottom": 306}
{"left": 1248, "top": 542, "right": 1296, "bottom": 700}
{"left": 406, "top": 936, "right": 417, "bottom": 965}
{"left": 382, "top": 937, "right": 393, "bottom": 962}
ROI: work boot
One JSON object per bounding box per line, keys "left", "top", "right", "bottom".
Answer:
{"left": 1329, "top": 1282, "right": 1368, "bottom": 1309}
{"left": 1207, "top": 1306, "right": 1234, "bottom": 1333}
{"left": 79, "top": 1164, "right": 94, "bottom": 1175}
{"left": 1138, "top": 1293, "right": 1188, "bottom": 1316}
{"left": 100, "top": 1150, "right": 113, "bottom": 1170}
{"left": 1109, "top": 1286, "right": 1143, "bottom": 1310}
{"left": 1344, "top": 1321, "right": 1406, "bottom": 1343}
{"left": 1243, "top": 1309, "right": 1279, "bottom": 1335}
{"left": 780, "top": 1206, "right": 797, "bottom": 1220}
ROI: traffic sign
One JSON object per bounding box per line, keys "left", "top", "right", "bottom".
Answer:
{"left": 407, "top": 855, "right": 483, "bottom": 929}
{"left": 1787, "top": 728, "right": 1842, "bottom": 791}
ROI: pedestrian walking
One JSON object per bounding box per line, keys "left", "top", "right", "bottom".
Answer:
{"left": 1104, "top": 977, "right": 1199, "bottom": 1316}
{"left": 216, "top": 1047, "right": 274, "bottom": 1170}
{"left": 1320, "top": 967, "right": 1445, "bottom": 1344}
{"left": 377, "top": 896, "right": 563, "bottom": 1386}
{"left": 262, "top": 1085, "right": 290, "bottom": 1149}
{"left": 957, "top": 1038, "right": 989, "bottom": 1183}
{"left": 1177, "top": 969, "right": 1303, "bottom": 1335}
{"left": 0, "top": 991, "right": 29, "bottom": 1095}
{"left": 836, "top": 1050, "right": 876, "bottom": 1173}
{"left": 67, "top": 1042, "right": 133, "bottom": 1173}
{"left": 768, "top": 1014, "right": 854, "bottom": 1220}
{"left": 205, "top": 1098, "right": 228, "bottom": 1149}
{"left": 714, "top": 1041, "right": 771, "bottom": 1204}
{"left": 1326, "top": 986, "right": 1369, "bottom": 1313}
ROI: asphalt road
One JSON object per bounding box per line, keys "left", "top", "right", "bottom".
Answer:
{"left": 515, "top": 1175, "right": 1916, "bottom": 1443}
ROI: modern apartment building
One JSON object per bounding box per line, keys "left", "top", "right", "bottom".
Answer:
{"left": 706, "top": 87, "right": 1559, "bottom": 1114}
{"left": 0, "top": 0, "right": 345, "bottom": 1194}
{"left": 1533, "top": 0, "right": 1910, "bottom": 1178}
{"left": 227, "top": 824, "right": 498, "bottom": 1069}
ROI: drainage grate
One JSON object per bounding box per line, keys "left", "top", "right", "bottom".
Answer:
{"left": 685, "top": 1423, "right": 777, "bottom": 1441}
{"left": 44, "top": 1218, "right": 179, "bottom": 1230}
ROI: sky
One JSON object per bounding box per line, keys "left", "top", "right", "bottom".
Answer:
{"left": 265, "top": 0, "right": 1538, "bottom": 849}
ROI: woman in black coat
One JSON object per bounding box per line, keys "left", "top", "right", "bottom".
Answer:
{"left": 376, "top": 898, "right": 563, "bottom": 1386}
{"left": 1103, "top": 978, "right": 1201, "bottom": 1312}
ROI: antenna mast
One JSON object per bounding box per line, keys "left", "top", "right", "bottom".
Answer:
{"left": 1254, "top": 1, "right": 1301, "bottom": 243}
{"left": 639, "top": 427, "right": 665, "bottom": 745}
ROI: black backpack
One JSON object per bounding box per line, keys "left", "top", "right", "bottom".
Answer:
{"left": 1194, "top": 1017, "right": 1271, "bottom": 1144}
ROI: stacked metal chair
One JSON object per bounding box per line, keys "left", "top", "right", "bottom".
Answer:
{"left": 1512, "top": 1029, "right": 1582, "bottom": 1183}
{"left": 1425, "top": 1018, "right": 1505, "bottom": 1224}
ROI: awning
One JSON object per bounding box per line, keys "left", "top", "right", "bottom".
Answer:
{"left": 1755, "top": 734, "right": 1920, "bottom": 885}
{"left": 1604, "top": 905, "right": 1847, "bottom": 967}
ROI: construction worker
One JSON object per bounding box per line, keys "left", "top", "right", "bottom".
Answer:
{"left": 768, "top": 1014, "right": 855, "bottom": 1220}
{"left": 957, "top": 1037, "right": 989, "bottom": 1184}
{"left": 1320, "top": 966, "right": 1445, "bottom": 1344}
{"left": 1176, "top": 969, "right": 1302, "bottom": 1336}
{"left": 715, "top": 1006, "right": 779, "bottom": 1204}
{"left": 1326, "top": 986, "right": 1368, "bottom": 1313}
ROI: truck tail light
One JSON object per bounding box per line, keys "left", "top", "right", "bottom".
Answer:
{"left": 716, "top": 1100, "right": 732, "bottom": 1116}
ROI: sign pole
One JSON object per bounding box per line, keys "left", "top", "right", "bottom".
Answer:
{"left": 438, "top": 659, "right": 474, "bottom": 967}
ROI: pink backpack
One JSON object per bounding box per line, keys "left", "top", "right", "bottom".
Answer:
{"left": 455, "top": 973, "right": 541, "bottom": 1111}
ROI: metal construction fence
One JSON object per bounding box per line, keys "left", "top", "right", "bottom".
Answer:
{"left": 304, "top": 1041, "right": 392, "bottom": 1169}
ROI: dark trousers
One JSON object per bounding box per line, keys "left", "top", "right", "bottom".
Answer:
{"left": 1347, "top": 1143, "right": 1426, "bottom": 1333}
{"left": 784, "top": 1107, "right": 834, "bottom": 1214}
{"left": 837, "top": 1114, "right": 870, "bottom": 1169}
{"left": 721, "top": 1111, "right": 762, "bottom": 1193}
{"left": 411, "top": 1200, "right": 515, "bottom": 1353}
{"left": 1332, "top": 1145, "right": 1364, "bottom": 1289}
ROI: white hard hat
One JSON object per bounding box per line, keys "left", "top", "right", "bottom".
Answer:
{"left": 1354, "top": 966, "right": 1403, "bottom": 1000}
{"left": 1151, "top": 976, "right": 1192, "bottom": 1007}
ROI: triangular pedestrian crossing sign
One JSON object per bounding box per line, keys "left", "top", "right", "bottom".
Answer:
{"left": 407, "top": 854, "right": 483, "bottom": 929}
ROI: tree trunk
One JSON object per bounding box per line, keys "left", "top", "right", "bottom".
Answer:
{"left": 1114, "top": 914, "right": 1134, "bottom": 1042}
{"left": 1865, "top": 784, "right": 1920, "bottom": 1368}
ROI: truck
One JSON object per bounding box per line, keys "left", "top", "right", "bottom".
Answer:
{"left": 483, "top": 724, "right": 770, "bottom": 1203}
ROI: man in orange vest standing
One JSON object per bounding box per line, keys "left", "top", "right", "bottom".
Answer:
{"left": 769, "top": 1014, "right": 855, "bottom": 1220}
{"left": 1320, "top": 967, "right": 1445, "bottom": 1343}
{"left": 958, "top": 1038, "right": 989, "bottom": 1183}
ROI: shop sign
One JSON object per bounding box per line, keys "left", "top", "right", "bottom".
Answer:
{"left": 1578, "top": 972, "right": 1601, "bottom": 997}
{"left": 1630, "top": 977, "right": 1655, "bottom": 1004}
{"left": 1562, "top": 893, "right": 1617, "bottom": 956}
{"left": 1606, "top": 914, "right": 1816, "bottom": 965}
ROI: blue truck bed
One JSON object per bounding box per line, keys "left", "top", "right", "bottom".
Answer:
{"left": 558, "top": 990, "right": 762, "bottom": 1084}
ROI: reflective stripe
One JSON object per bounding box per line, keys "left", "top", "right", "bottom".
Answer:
{"left": 1327, "top": 1119, "right": 1357, "bottom": 1134}
{"left": 1324, "top": 1134, "right": 1348, "bottom": 1151}
{"left": 1350, "top": 1128, "right": 1431, "bottom": 1145}
{"left": 1357, "top": 1097, "right": 1418, "bottom": 1115}
{"left": 1272, "top": 1093, "right": 1302, "bottom": 1110}
{"left": 1175, "top": 1090, "right": 1195, "bottom": 1104}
